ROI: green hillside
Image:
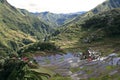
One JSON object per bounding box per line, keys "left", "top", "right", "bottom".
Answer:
{"left": 62, "top": 0, "right": 120, "bottom": 27}
{"left": 0, "top": 0, "right": 52, "bottom": 55}
{"left": 50, "top": 0, "right": 120, "bottom": 54}
{"left": 92, "top": 0, "right": 120, "bottom": 13}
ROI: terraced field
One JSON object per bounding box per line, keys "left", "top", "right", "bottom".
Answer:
{"left": 34, "top": 53, "right": 120, "bottom": 80}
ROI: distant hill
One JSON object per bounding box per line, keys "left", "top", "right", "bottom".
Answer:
{"left": 32, "top": 11, "right": 85, "bottom": 28}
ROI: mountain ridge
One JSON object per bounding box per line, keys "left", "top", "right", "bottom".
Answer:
{"left": 32, "top": 11, "right": 86, "bottom": 28}
{"left": 62, "top": 0, "right": 120, "bottom": 27}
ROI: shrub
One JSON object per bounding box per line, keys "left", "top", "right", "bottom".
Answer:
{"left": 18, "top": 42, "right": 60, "bottom": 53}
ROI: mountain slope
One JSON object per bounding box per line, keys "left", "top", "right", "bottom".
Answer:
{"left": 51, "top": 0, "right": 120, "bottom": 54}
{"left": 92, "top": 0, "right": 120, "bottom": 13}
{"left": 62, "top": 0, "right": 120, "bottom": 27}
{"left": 81, "top": 8, "right": 120, "bottom": 37}
{"left": 0, "top": 0, "right": 51, "bottom": 55}
{"left": 0, "top": 3, "right": 51, "bottom": 39}
{"left": 51, "top": 0, "right": 120, "bottom": 42}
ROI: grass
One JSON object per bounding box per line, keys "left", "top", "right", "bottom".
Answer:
{"left": 31, "top": 67, "right": 73, "bottom": 80}
{"left": 70, "top": 67, "right": 81, "bottom": 73}
{"left": 30, "top": 67, "right": 55, "bottom": 77}
{"left": 49, "top": 76, "right": 72, "bottom": 80}
{"left": 52, "top": 36, "right": 120, "bottom": 56}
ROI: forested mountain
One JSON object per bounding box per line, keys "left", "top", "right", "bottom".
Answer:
{"left": 0, "top": 0, "right": 52, "bottom": 55}
{"left": 32, "top": 11, "right": 85, "bottom": 28}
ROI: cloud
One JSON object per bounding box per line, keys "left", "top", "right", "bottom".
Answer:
{"left": 29, "top": 3, "right": 37, "bottom": 7}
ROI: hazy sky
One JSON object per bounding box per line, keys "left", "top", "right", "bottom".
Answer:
{"left": 7, "top": 0, "right": 106, "bottom": 13}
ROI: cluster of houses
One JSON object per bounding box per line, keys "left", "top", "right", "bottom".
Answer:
{"left": 76, "top": 49, "right": 120, "bottom": 66}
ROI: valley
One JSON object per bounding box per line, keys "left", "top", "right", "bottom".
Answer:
{"left": 0, "top": 0, "right": 120, "bottom": 80}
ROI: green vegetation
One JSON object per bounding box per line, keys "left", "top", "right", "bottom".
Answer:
{"left": 91, "top": 0, "right": 120, "bottom": 13}
{"left": 0, "top": 56, "right": 52, "bottom": 80}
{"left": 81, "top": 8, "right": 120, "bottom": 37}
{"left": 0, "top": 0, "right": 52, "bottom": 55}
{"left": 70, "top": 67, "right": 81, "bottom": 73}
{"left": 50, "top": 2, "right": 120, "bottom": 54}
{"left": 51, "top": 8, "right": 120, "bottom": 54}
{"left": 49, "top": 75, "right": 72, "bottom": 80}
{"left": 18, "top": 42, "right": 63, "bottom": 57}
{"left": 88, "top": 73, "right": 120, "bottom": 80}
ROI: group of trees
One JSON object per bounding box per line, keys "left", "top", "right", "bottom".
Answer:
{"left": 18, "top": 42, "right": 60, "bottom": 54}
{"left": 0, "top": 56, "right": 50, "bottom": 80}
